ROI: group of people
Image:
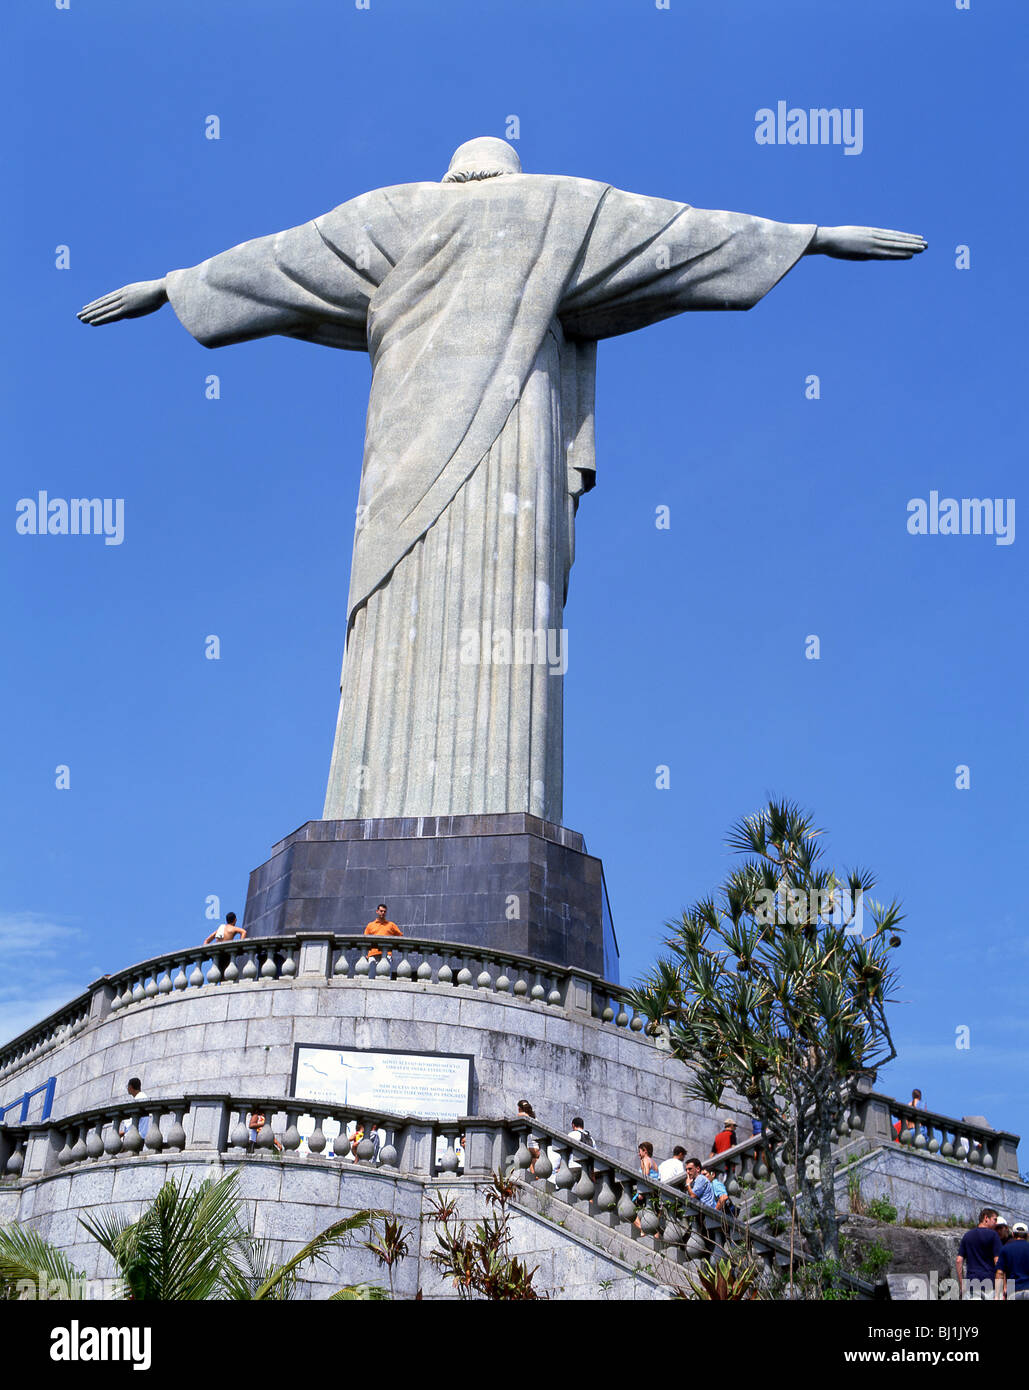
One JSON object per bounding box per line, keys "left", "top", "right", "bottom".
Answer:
{"left": 957, "top": 1209, "right": 1029, "bottom": 1300}
{"left": 636, "top": 1117, "right": 743, "bottom": 1218}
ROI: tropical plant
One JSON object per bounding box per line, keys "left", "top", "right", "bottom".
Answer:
{"left": 676, "top": 1252, "right": 763, "bottom": 1301}
{"left": 0, "top": 1171, "right": 387, "bottom": 1301}
{"left": 427, "top": 1171, "right": 544, "bottom": 1300}
{"left": 364, "top": 1215, "right": 410, "bottom": 1299}
{"left": 866, "top": 1195, "right": 898, "bottom": 1224}
{"left": 629, "top": 799, "right": 904, "bottom": 1261}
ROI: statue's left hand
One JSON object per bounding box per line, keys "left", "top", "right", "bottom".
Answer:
{"left": 77, "top": 278, "right": 168, "bottom": 325}
{"left": 810, "top": 227, "right": 927, "bottom": 260}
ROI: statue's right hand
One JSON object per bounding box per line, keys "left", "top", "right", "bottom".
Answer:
{"left": 77, "top": 278, "right": 168, "bottom": 325}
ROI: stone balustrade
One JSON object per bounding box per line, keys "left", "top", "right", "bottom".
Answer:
{"left": 0, "top": 933, "right": 654, "bottom": 1087}
{"left": 0, "top": 1092, "right": 874, "bottom": 1296}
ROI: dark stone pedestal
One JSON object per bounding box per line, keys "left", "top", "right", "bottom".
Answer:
{"left": 243, "top": 814, "right": 619, "bottom": 980}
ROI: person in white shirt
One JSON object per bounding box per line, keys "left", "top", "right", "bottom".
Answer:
{"left": 658, "top": 1145, "right": 687, "bottom": 1184}
{"left": 566, "top": 1116, "right": 595, "bottom": 1172}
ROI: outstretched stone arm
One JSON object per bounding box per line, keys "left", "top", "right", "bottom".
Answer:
{"left": 78, "top": 278, "right": 168, "bottom": 325}
{"left": 806, "top": 226, "right": 927, "bottom": 260}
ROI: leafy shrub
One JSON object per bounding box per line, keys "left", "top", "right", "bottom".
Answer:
{"left": 867, "top": 1196, "right": 898, "bottom": 1223}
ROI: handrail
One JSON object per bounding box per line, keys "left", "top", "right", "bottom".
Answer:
{"left": 0, "top": 1091, "right": 876, "bottom": 1297}
{"left": 0, "top": 1077, "right": 56, "bottom": 1124}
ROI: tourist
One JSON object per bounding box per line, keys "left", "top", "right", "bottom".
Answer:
{"left": 709, "top": 1118, "right": 738, "bottom": 1157}
{"left": 998, "top": 1222, "right": 1029, "bottom": 1300}
{"left": 911, "top": 1087, "right": 927, "bottom": 1138}
{"left": 658, "top": 1145, "right": 687, "bottom": 1184}
{"left": 637, "top": 1140, "right": 658, "bottom": 1180}
{"left": 363, "top": 904, "right": 402, "bottom": 965}
{"left": 203, "top": 911, "right": 246, "bottom": 945}
{"left": 248, "top": 1108, "right": 283, "bottom": 1153}
{"left": 119, "top": 1077, "right": 149, "bottom": 1141}
{"left": 995, "top": 1218, "right": 1012, "bottom": 1245}
{"left": 956, "top": 1208, "right": 1003, "bottom": 1300}
{"left": 684, "top": 1157, "right": 717, "bottom": 1209}
{"left": 516, "top": 1100, "right": 541, "bottom": 1173}
{"left": 704, "top": 1165, "right": 738, "bottom": 1219}
{"left": 566, "top": 1116, "right": 595, "bottom": 1171}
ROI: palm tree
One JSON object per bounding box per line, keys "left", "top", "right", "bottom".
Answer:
{"left": 0, "top": 1170, "right": 390, "bottom": 1300}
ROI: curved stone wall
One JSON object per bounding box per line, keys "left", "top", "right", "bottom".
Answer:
{"left": 0, "top": 936, "right": 735, "bottom": 1171}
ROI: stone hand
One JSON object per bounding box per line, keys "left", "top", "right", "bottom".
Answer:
{"left": 77, "top": 278, "right": 169, "bottom": 325}
{"left": 810, "top": 226, "right": 927, "bottom": 260}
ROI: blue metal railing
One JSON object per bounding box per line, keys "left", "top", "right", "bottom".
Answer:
{"left": 0, "top": 1076, "right": 56, "bottom": 1124}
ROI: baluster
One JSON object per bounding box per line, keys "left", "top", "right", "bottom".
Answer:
{"left": 379, "top": 1125, "right": 399, "bottom": 1168}
{"left": 437, "top": 959, "right": 454, "bottom": 984}
{"left": 600, "top": 994, "right": 614, "bottom": 1023}
{"left": 495, "top": 966, "right": 511, "bottom": 993}
{"left": 530, "top": 974, "right": 546, "bottom": 1001}
{"left": 240, "top": 952, "right": 259, "bottom": 982}
{"left": 332, "top": 945, "right": 350, "bottom": 976}
{"left": 188, "top": 959, "right": 205, "bottom": 988}
{"left": 144, "top": 973, "right": 159, "bottom": 999}
{"left": 56, "top": 1126, "right": 76, "bottom": 1166}
{"left": 229, "top": 1108, "right": 250, "bottom": 1148}
{"left": 615, "top": 1178, "right": 638, "bottom": 1228}
{"left": 282, "top": 1111, "right": 302, "bottom": 1151}
{"left": 356, "top": 1118, "right": 376, "bottom": 1162}
{"left": 157, "top": 965, "right": 174, "bottom": 994}
{"left": 144, "top": 1110, "right": 164, "bottom": 1153}
{"left": 552, "top": 1141, "right": 575, "bottom": 1201}
{"left": 280, "top": 947, "right": 297, "bottom": 979}
{"left": 166, "top": 1109, "right": 187, "bottom": 1151}
{"left": 354, "top": 954, "right": 371, "bottom": 978}
{"left": 546, "top": 978, "right": 562, "bottom": 1006}
{"left": 103, "top": 1118, "right": 123, "bottom": 1157}
{"left": 130, "top": 977, "right": 146, "bottom": 1005}
{"left": 437, "top": 1127, "right": 460, "bottom": 1174}
{"left": 415, "top": 954, "right": 432, "bottom": 981}
{"left": 206, "top": 953, "right": 222, "bottom": 987}
{"left": 70, "top": 1124, "right": 88, "bottom": 1164}
{"left": 476, "top": 957, "right": 492, "bottom": 991}
{"left": 223, "top": 951, "right": 240, "bottom": 983}
{"left": 259, "top": 951, "right": 278, "bottom": 980}
{"left": 512, "top": 970, "right": 528, "bottom": 996}
{"left": 332, "top": 1121, "right": 351, "bottom": 1158}
{"left": 4, "top": 1139, "right": 25, "bottom": 1176}
{"left": 456, "top": 962, "right": 473, "bottom": 987}
{"left": 629, "top": 1006, "right": 644, "bottom": 1032}
{"left": 85, "top": 1123, "right": 105, "bottom": 1161}
{"left": 122, "top": 1115, "right": 144, "bottom": 1155}
{"left": 614, "top": 1002, "right": 629, "bottom": 1028}
{"left": 308, "top": 1114, "right": 327, "bottom": 1155}
{"left": 593, "top": 1164, "right": 618, "bottom": 1219}
{"left": 571, "top": 1158, "right": 595, "bottom": 1204}
{"left": 396, "top": 952, "right": 413, "bottom": 980}
{"left": 372, "top": 952, "right": 391, "bottom": 980}
{"left": 172, "top": 960, "right": 189, "bottom": 992}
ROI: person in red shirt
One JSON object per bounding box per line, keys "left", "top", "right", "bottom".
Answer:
{"left": 363, "top": 903, "right": 403, "bottom": 960}
{"left": 709, "top": 1118, "right": 738, "bottom": 1157}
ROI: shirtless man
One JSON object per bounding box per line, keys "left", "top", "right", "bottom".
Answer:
{"left": 203, "top": 911, "right": 247, "bottom": 945}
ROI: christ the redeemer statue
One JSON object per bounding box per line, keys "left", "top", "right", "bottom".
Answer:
{"left": 79, "top": 137, "right": 925, "bottom": 824}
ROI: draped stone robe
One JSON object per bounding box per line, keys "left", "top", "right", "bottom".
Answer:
{"left": 165, "top": 175, "right": 815, "bottom": 821}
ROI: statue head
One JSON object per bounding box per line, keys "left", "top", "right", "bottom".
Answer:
{"left": 442, "top": 136, "right": 522, "bottom": 183}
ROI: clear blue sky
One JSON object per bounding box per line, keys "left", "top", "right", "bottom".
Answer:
{"left": 3, "top": 0, "right": 1026, "bottom": 1152}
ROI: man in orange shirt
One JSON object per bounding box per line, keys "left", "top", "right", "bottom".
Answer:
{"left": 364, "top": 903, "right": 403, "bottom": 963}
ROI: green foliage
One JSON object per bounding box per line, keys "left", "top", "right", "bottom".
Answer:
{"left": 847, "top": 1172, "right": 865, "bottom": 1215}
{"left": 866, "top": 1196, "right": 898, "bottom": 1224}
{"left": 763, "top": 1200, "right": 788, "bottom": 1236}
{"left": 0, "top": 1225, "right": 97, "bottom": 1301}
{"left": 790, "top": 1256, "right": 857, "bottom": 1301}
{"left": 364, "top": 1216, "right": 411, "bottom": 1299}
{"left": 677, "top": 1254, "right": 763, "bottom": 1301}
{"left": 427, "top": 1171, "right": 544, "bottom": 1300}
{"left": 3, "top": 1172, "right": 386, "bottom": 1301}
{"left": 628, "top": 799, "right": 903, "bottom": 1262}
{"left": 856, "top": 1238, "right": 893, "bottom": 1281}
